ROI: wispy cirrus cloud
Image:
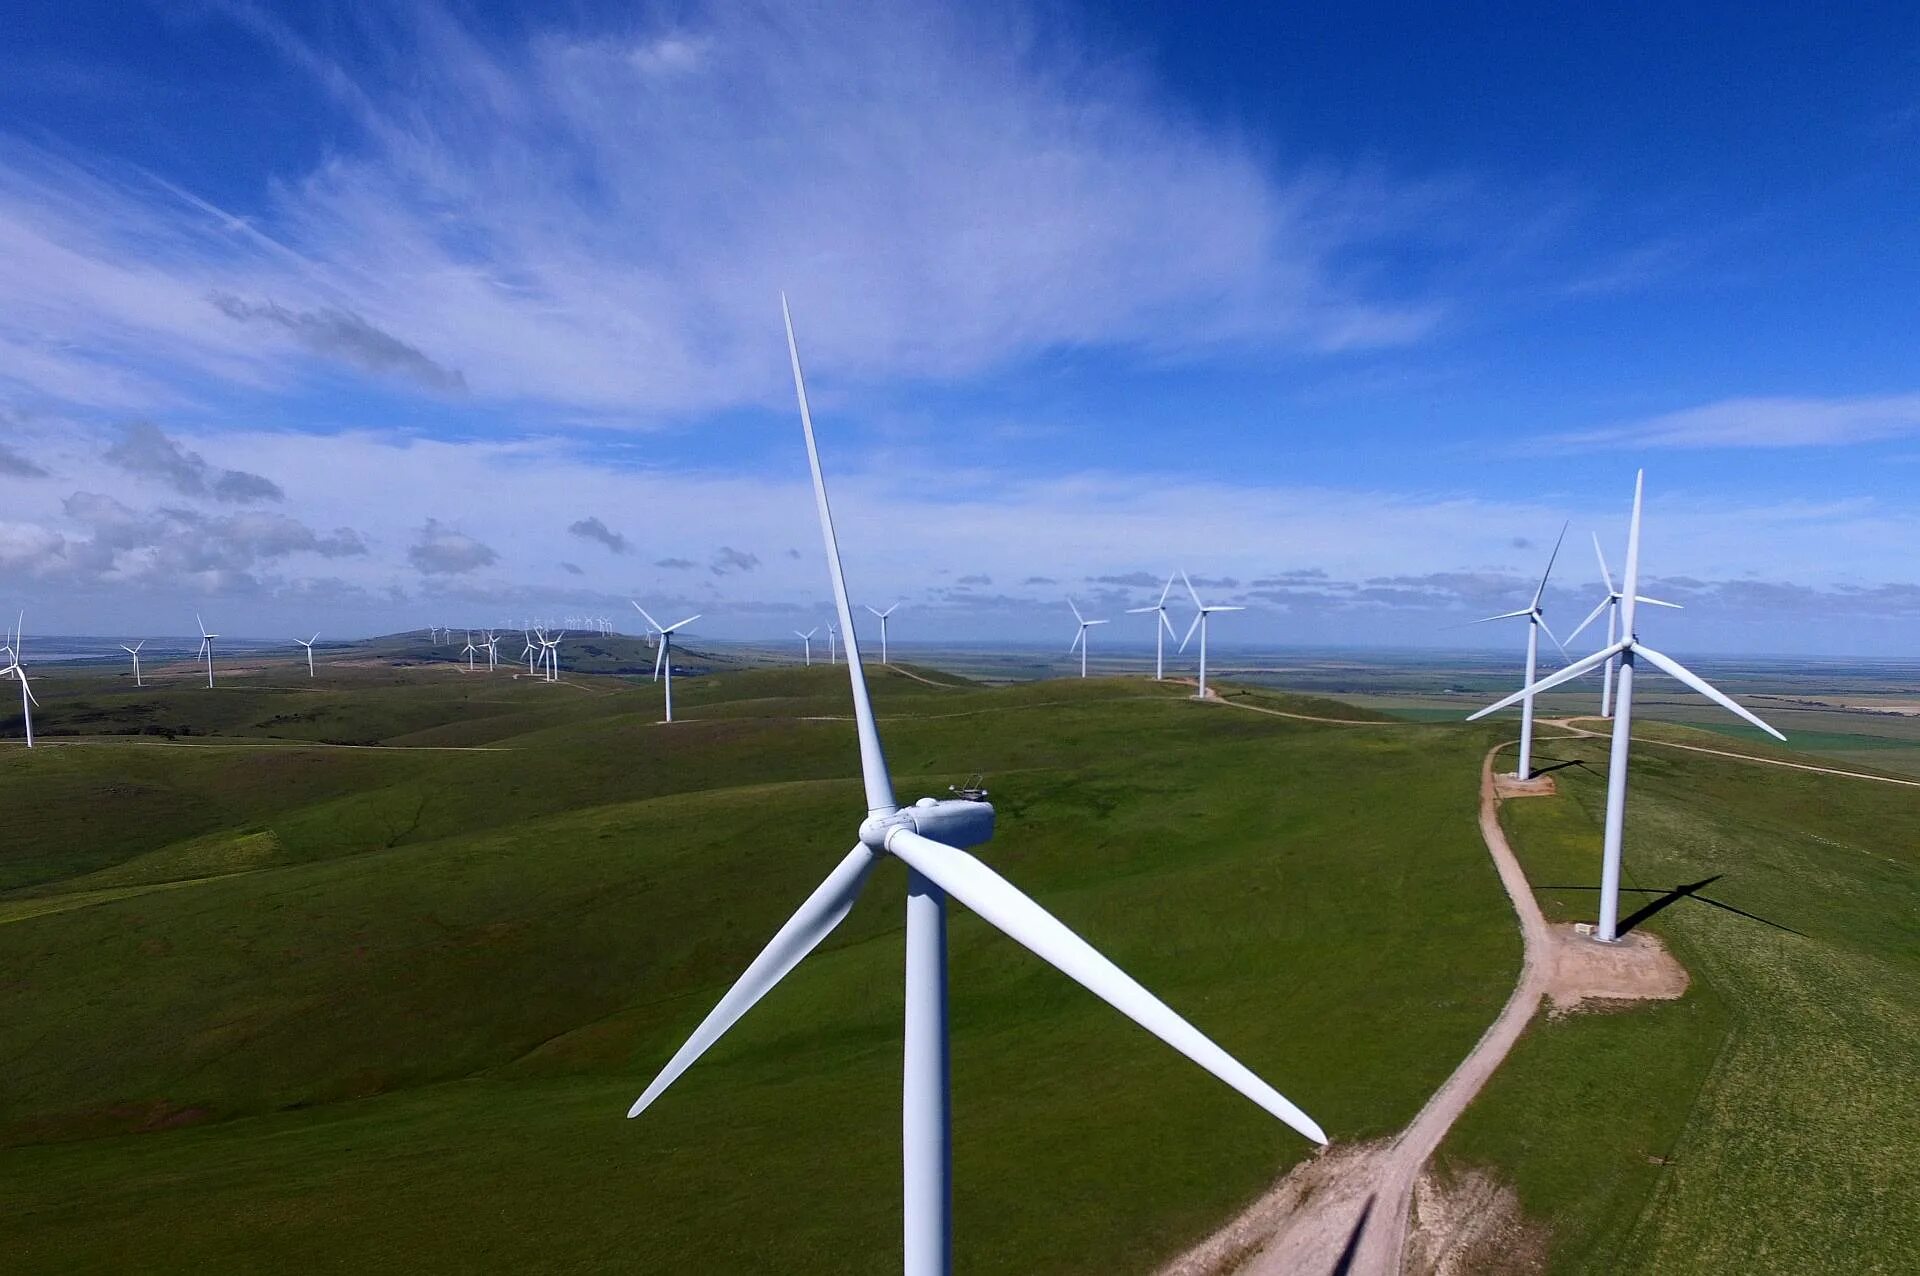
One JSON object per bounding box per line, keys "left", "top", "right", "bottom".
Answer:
{"left": 0, "top": 2, "right": 1454, "bottom": 419}
{"left": 1555, "top": 392, "right": 1920, "bottom": 450}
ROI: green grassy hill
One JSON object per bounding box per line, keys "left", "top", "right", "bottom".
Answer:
{"left": 0, "top": 660, "right": 1514, "bottom": 1273}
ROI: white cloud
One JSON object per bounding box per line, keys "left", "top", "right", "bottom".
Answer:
{"left": 0, "top": 2, "right": 1445, "bottom": 418}
{"left": 1555, "top": 393, "right": 1920, "bottom": 450}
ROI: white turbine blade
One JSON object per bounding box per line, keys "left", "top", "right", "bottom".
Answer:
{"left": 662, "top": 614, "right": 701, "bottom": 633}
{"left": 1124, "top": 605, "right": 1159, "bottom": 614}
{"left": 784, "top": 295, "right": 893, "bottom": 814}
{"left": 122, "top": 645, "right": 136, "bottom": 655}
{"left": 1209, "top": 605, "right": 1246, "bottom": 614}
{"left": 1085, "top": 619, "right": 1109, "bottom": 627}
{"left": 1180, "top": 568, "right": 1204, "bottom": 611}
{"left": 1530, "top": 521, "right": 1568, "bottom": 610}
{"left": 628, "top": 844, "right": 882, "bottom": 1118}
{"left": 1636, "top": 644, "right": 1786, "bottom": 741}
{"left": 864, "top": 605, "right": 882, "bottom": 618}
{"left": 1536, "top": 615, "right": 1571, "bottom": 663}
{"left": 653, "top": 639, "right": 666, "bottom": 680}
{"left": 1619, "top": 470, "right": 1645, "bottom": 633}
{"left": 1160, "top": 610, "right": 1178, "bottom": 639}
{"left": 21, "top": 674, "right": 39, "bottom": 707}
{"left": 1067, "top": 597, "right": 1084, "bottom": 624}
{"left": 1157, "top": 571, "right": 1176, "bottom": 608}
{"left": 1467, "top": 640, "right": 1629, "bottom": 720}
{"left": 1565, "top": 596, "right": 1611, "bottom": 645}
{"left": 1473, "top": 608, "right": 1534, "bottom": 624}
{"left": 632, "top": 601, "right": 663, "bottom": 633}
{"left": 1636, "top": 595, "right": 1683, "bottom": 609}
{"left": 1068, "top": 627, "right": 1084, "bottom": 655}
{"left": 1178, "top": 612, "right": 1202, "bottom": 653}
{"left": 1591, "top": 532, "right": 1616, "bottom": 596}
{"left": 886, "top": 830, "right": 1325, "bottom": 1144}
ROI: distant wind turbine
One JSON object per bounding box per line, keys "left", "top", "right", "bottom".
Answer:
{"left": 633, "top": 602, "right": 700, "bottom": 722}
{"left": 1469, "top": 472, "right": 1783, "bottom": 943}
{"left": 1066, "top": 598, "right": 1108, "bottom": 678}
{"left": 1567, "top": 532, "right": 1682, "bottom": 717}
{"left": 461, "top": 631, "right": 477, "bottom": 672}
{"left": 623, "top": 298, "right": 1329, "bottom": 1276}
{"left": 1177, "top": 571, "right": 1243, "bottom": 700}
{"left": 1124, "top": 572, "right": 1180, "bottom": 681}
{"left": 864, "top": 603, "right": 899, "bottom": 665}
{"left": 195, "top": 613, "right": 218, "bottom": 688}
{"left": 295, "top": 633, "right": 319, "bottom": 679}
{"left": 827, "top": 620, "right": 838, "bottom": 665}
{"left": 3, "top": 615, "right": 35, "bottom": 747}
{"left": 1471, "top": 523, "right": 1571, "bottom": 781}
{"left": 795, "top": 627, "right": 817, "bottom": 666}
{"left": 122, "top": 640, "right": 145, "bottom": 687}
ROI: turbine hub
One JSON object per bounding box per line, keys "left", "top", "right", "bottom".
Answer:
{"left": 859, "top": 797, "right": 996, "bottom": 852}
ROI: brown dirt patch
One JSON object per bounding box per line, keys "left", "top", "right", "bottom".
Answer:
{"left": 1405, "top": 1166, "right": 1549, "bottom": 1276}
{"left": 1492, "top": 773, "right": 1557, "bottom": 798}
{"left": 1542, "top": 925, "right": 1688, "bottom": 1014}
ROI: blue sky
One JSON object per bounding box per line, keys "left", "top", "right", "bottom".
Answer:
{"left": 0, "top": 1, "right": 1916, "bottom": 654}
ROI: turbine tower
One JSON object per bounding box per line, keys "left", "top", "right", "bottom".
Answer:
{"left": 1469, "top": 471, "right": 1784, "bottom": 942}
{"left": 1177, "top": 571, "right": 1244, "bottom": 700}
{"left": 1471, "top": 523, "right": 1570, "bottom": 781}
{"left": 795, "top": 627, "right": 817, "bottom": 666}
{"left": 1124, "top": 572, "right": 1180, "bottom": 680}
{"left": 1568, "top": 532, "right": 1682, "bottom": 717}
{"left": 2, "top": 617, "right": 36, "bottom": 747}
{"left": 633, "top": 602, "right": 699, "bottom": 722}
{"left": 122, "top": 641, "right": 145, "bottom": 687}
{"left": 295, "top": 633, "right": 319, "bottom": 679}
{"left": 865, "top": 603, "right": 899, "bottom": 665}
{"left": 624, "top": 298, "right": 1327, "bottom": 1276}
{"left": 195, "top": 613, "right": 218, "bottom": 688}
{"left": 1066, "top": 598, "right": 1108, "bottom": 678}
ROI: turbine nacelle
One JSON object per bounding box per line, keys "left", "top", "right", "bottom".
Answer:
{"left": 859, "top": 796, "right": 997, "bottom": 852}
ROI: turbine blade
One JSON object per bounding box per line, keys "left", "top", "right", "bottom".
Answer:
{"left": 1591, "top": 532, "right": 1616, "bottom": 596}
{"left": 1158, "top": 571, "right": 1176, "bottom": 608}
{"left": 1466, "top": 639, "right": 1629, "bottom": 720}
{"left": 1160, "top": 610, "right": 1178, "bottom": 639}
{"left": 1209, "top": 606, "right": 1246, "bottom": 613}
{"left": 1619, "top": 470, "right": 1645, "bottom": 633}
{"left": 628, "top": 844, "right": 882, "bottom": 1118}
{"left": 1181, "top": 568, "right": 1204, "bottom": 611}
{"left": 886, "top": 830, "right": 1325, "bottom": 1145}
{"left": 1068, "top": 628, "right": 1083, "bottom": 655}
{"left": 1067, "top": 597, "right": 1084, "bottom": 624}
{"left": 1635, "top": 645, "right": 1786, "bottom": 741}
{"left": 1565, "top": 596, "right": 1611, "bottom": 645}
{"left": 1124, "top": 606, "right": 1158, "bottom": 614}
{"left": 632, "top": 601, "right": 662, "bottom": 632}
{"left": 1179, "top": 611, "right": 1202, "bottom": 653}
{"left": 1530, "top": 520, "right": 1568, "bottom": 610}
{"left": 1472, "top": 608, "right": 1534, "bottom": 624}
{"left": 1536, "top": 615, "right": 1571, "bottom": 663}
{"left": 664, "top": 614, "right": 701, "bottom": 632}
{"left": 784, "top": 296, "right": 893, "bottom": 813}
{"left": 1636, "top": 595, "right": 1683, "bottom": 609}
{"left": 1086, "top": 619, "right": 1109, "bottom": 627}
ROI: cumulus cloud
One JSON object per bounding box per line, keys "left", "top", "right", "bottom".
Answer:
{"left": 104, "top": 421, "right": 284, "bottom": 503}
{"left": 567, "top": 514, "right": 629, "bottom": 554}
{"left": 710, "top": 546, "right": 758, "bottom": 575}
{"left": 408, "top": 518, "right": 497, "bottom": 575}
{"left": 209, "top": 293, "right": 466, "bottom": 393}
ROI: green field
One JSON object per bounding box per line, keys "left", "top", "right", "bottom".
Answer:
{"left": 0, "top": 658, "right": 1516, "bottom": 1272}
{"left": 1441, "top": 721, "right": 1920, "bottom": 1273}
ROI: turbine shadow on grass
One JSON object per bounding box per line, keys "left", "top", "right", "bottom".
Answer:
{"left": 1539, "top": 875, "right": 1807, "bottom": 937}
{"left": 1527, "top": 757, "right": 1588, "bottom": 776}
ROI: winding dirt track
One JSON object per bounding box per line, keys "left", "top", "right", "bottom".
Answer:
{"left": 1547, "top": 716, "right": 1920, "bottom": 788}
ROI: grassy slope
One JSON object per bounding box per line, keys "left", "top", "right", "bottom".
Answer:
{"left": 1441, "top": 724, "right": 1920, "bottom": 1273}
{"left": 0, "top": 665, "right": 1514, "bottom": 1273}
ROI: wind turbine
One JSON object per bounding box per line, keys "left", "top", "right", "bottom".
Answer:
{"left": 2, "top": 644, "right": 37, "bottom": 749}
{"left": 520, "top": 630, "right": 538, "bottom": 675}
{"left": 1066, "top": 598, "right": 1108, "bottom": 678}
{"left": 1568, "top": 532, "right": 1682, "bottom": 717}
{"left": 195, "top": 614, "right": 218, "bottom": 688}
{"left": 1469, "top": 472, "right": 1784, "bottom": 943}
{"left": 624, "top": 298, "right": 1327, "bottom": 1276}
{"left": 543, "top": 631, "right": 565, "bottom": 682}
{"left": 122, "top": 640, "right": 145, "bottom": 687}
{"left": 633, "top": 602, "right": 699, "bottom": 722}
{"left": 865, "top": 603, "right": 899, "bottom": 665}
{"left": 1177, "top": 571, "right": 1243, "bottom": 700}
{"left": 484, "top": 631, "right": 500, "bottom": 672}
{"left": 461, "top": 630, "right": 477, "bottom": 672}
{"left": 795, "top": 627, "right": 817, "bottom": 666}
{"left": 295, "top": 633, "right": 319, "bottom": 679}
{"left": 827, "top": 619, "right": 838, "bottom": 665}
{"left": 1124, "top": 573, "right": 1180, "bottom": 681}
{"left": 1471, "top": 523, "right": 1571, "bottom": 782}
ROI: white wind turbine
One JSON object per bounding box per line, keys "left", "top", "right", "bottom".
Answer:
{"left": 1124, "top": 572, "right": 1180, "bottom": 681}
{"left": 1177, "top": 571, "right": 1243, "bottom": 700}
{"left": 1568, "top": 532, "right": 1682, "bottom": 717}
{"left": 795, "top": 627, "right": 817, "bottom": 666}
{"left": 1469, "top": 471, "right": 1784, "bottom": 943}
{"left": 542, "top": 631, "right": 564, "bottom": 682}
{"left": 195, "top": 613, "right": 218, "bottom": 688}
{"left": 1066, "top": 598, "right": 1108, "bottom": 678}
{"left": 827, "top": 619, "right": 838, "bottom": 665}
{"left": 625, "top": 299, "right": 1327, "bottom": 1276}
{"left": 632, "top": 602, "right": 699, "bottom": 722}
{"left": 2, "top": 643, "right": 37, "bottom": 749}
{"left": 520, "top": 630, "right": 538, "bottom": 675}
{"left": 1471, "top": 523, "right": 1571, "bottom": 782}
{"left": 461, "top": 630, "right": 478, "bottom": 672}
{"left": 122, "top": 640, "right": 145, "bottom": 687}
{"left": 865, "top": 603, "right": 899, "bottom": 664}
{"left": 484, "top": 631, "right": 500, "bottom": 672}
{"left": 295, "top": 633, "right": 319, "bottom": 679}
